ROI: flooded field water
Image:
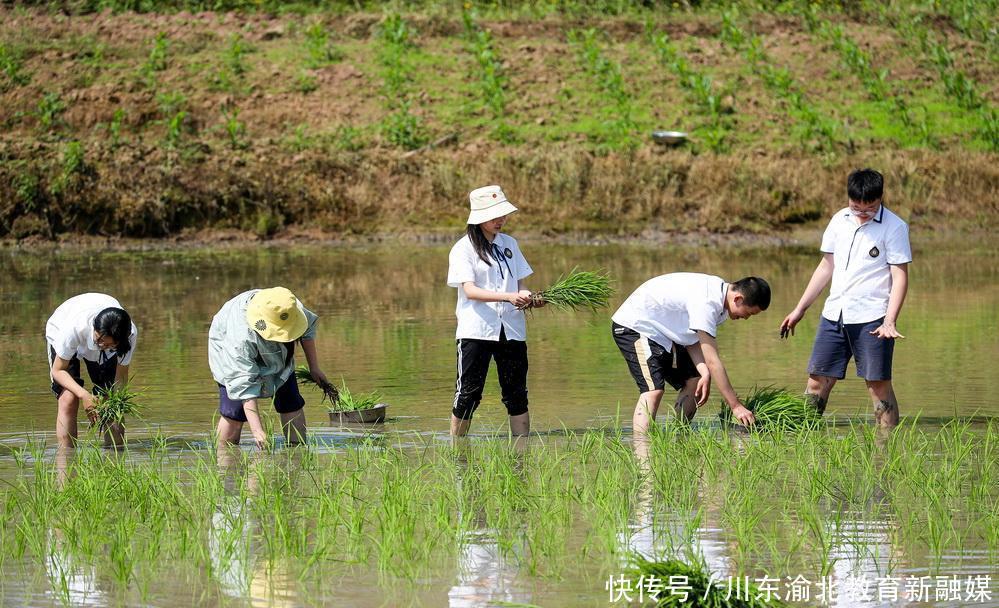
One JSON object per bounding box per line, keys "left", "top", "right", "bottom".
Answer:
{"left": 0, "top": 238, "right": 996, "bottom": 607}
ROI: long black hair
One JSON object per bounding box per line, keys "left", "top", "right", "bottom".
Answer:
{"left": 94, "top": 307, "right": 132, "bottom": 357}
{"left": 466, "top": 224, "right": 493, "bottom": 266}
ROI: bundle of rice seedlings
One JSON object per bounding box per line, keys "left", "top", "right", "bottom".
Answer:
{"left": 631, "top": 555, "right": 783, "bottom": 607}
{"left": 527, "top": 268, "right": 613, "bottom": 311}
{"left": 718, "top": 385, "right": 823, "bottom": 432}
{"left": 92, "top": 383, "right": 144, "bottom": 429}
{"left": 295, "top": 366, "right": 340, "bottom": 406}
{"left": 332, "top": 380, "right": 382, "bottom": 413}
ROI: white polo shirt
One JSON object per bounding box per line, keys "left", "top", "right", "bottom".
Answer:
{"left": 447, "top": 233, "right": 533, "bottom": 341}
{"left": 45, "top": 293, "right": 138, "bottom": 365}
{"left": 820, "top": 205, "right": 912, "bottom": 324}
{"left": 612, "top": 273, "right": 729, "bottom": 350}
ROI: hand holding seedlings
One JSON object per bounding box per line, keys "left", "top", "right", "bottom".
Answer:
{"left": 527, "top": 269, "right": 613, "bottom": 311}
{"left": 509, "top": 291, "right": 532, "bottom": 308}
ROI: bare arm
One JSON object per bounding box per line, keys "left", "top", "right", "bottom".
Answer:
{"left": 242, "top": 398, "right": 268, "bottom": 449}
{"left": 695, "top": 331, "right": 755, "bottom": 426}
{"left": 780, "top": 253, "right": 834, "bottom": 338}
{"left": 871, "top": 263, "right": 908, "bottom": 339}
{"left": 463, "top": 282, "right": 530, "bottom": 307}
{"left": 683, "top": 343, "right": 712, "bottom": 406}
{"left": 299, "top": 338, "right": 329, "bottom": 385}
{"left": 51, "top": 356, "right": 97, "bottom": 422}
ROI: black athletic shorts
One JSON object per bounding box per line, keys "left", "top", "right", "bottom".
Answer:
{"left": 612, "top": 322, "right": 698, "bottom": 393}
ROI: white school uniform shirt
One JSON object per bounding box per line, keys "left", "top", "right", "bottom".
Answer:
{"left": 612, "top": 273, "right": 729, "bottom": 350}
{"left": 820, "top": 206, "right": 912, "bottom": 324}
{"left": 446, "top": 233, "right": 533, "bottom": 341}
{"left": 45, "top": 293, "right": 138, "bottom": 365}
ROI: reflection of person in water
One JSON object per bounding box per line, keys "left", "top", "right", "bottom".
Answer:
{"left": 210, "top": 451, "right": 300, "bottom": 607}
{"left": 447, "top": 441, "right": 532, "bottom": 608}
{"left": 44, "top": 526, "right": 106, "bottom": 606}
{"left": 624, "top": 437, "right": 729, "bottom": 574}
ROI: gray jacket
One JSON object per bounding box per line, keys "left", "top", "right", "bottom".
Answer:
{"left": 208, "top": 290, "right": 318, "bottom": 401}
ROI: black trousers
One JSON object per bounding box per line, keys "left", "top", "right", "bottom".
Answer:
{"left": 452, "top": 329, "right": 529, "bottom": 420}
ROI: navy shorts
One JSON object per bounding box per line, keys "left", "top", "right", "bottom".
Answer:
{"left": 218, "top": 374, "right": 305, "bottom": 422}
{"left": 807, "top": 316, "right": 894, "bottom": 381}
{"left": 48, "top": 345, "right": 117, "bottom": 396}
{"left": 612, "top": 322, "right": 699, "bottom": 393}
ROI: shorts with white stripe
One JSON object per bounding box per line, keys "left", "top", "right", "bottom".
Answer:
{"left": 611, "top": 322, "right": 698, "bottom": 393}
{"left": 452, "top": 330, "right": 528, "bottom": 420}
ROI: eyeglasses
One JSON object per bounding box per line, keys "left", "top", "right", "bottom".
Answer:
{"left": 94, "top": 332, "right": 117, "bottom": 350}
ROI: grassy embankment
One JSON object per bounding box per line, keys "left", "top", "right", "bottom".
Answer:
{"left": 0, "top": 0, "right": 997, "bottom": 241}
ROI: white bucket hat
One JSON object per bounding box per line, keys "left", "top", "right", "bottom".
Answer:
{"left": 467, "top": 185, "right": 518, "bottom": 225}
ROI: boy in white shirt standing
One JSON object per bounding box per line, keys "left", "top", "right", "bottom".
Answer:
{"left": 780, "top": 169, "right": 911, "bottom": 428}
{"left": 612, "top": 274, "right": 771, "bottom": 432}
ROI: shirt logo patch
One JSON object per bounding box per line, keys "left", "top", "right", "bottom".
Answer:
{"left": 869, "top": 246, "right": 880, "bottom": 258}
{"left": 280, "top": 312, "right": 289, "bottom": 320}
{"left": 254, "top": 319, "right": 267, "bottom": 331}
{"left": 504, "top": 248, "right": 513, "bottom": 259}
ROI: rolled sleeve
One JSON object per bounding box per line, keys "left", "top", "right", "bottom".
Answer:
{"left": 819, "top": 220, "right": 837, "bottom": 254}
{"left": 447, "top": 247, "right": 476, "bottom": 288}
{"left": 886, "top": 224, "right": 912, "bottom": 265}
{"left": 53, "top": 332, "right": 78, "bottom": 361}
{"left": 687, "top": 301, "right": 719, "bottom": 338}
{"left": 300, "top": 307, "right": 319, "bottom": 341}
{"left": 513, "top": 241, "right": 533, "bottom": 281}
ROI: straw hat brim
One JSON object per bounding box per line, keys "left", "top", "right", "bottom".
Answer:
{"left": 467, "top": 201, "right": 518, "bottom": 225}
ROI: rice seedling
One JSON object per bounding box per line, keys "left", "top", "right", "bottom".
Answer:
{"left": 527, "top": 268, "right": 613, "bottom": 311}
{"left": 92, "top": 383, "right": 144, "bottom": 429}
{"left": 631, "top": 554, "right": 784, "bottom": 607}
{"left": 295, "top": 365, "right": 340, "bottom": 406}
{"left": 718, "top": 386, "right": 822, "bottom": 432}
{"left": 332, "top": 378, "right": 381, "bottom": 413}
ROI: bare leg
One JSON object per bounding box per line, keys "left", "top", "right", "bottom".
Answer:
{"left": 215, "top": 416, "right": 244, "bottom": 452}
{"left": 280, "top": 408, "right": 307, "bottom": 445}
{"left": 805, "top": 374, "right": 837, "bottom": 415}
{"left": 868, "top": 380, "right": 899, "bottom": 429}
{"left": 673, "top": 378, "right": 699, "bottom": 422}
{"left": 509, "top": 412, "right": 530, "bottom": 437}
{"left": 450, "top": 414, "right": 472, "bottom": 437}
{"left": 56, "top": 390, "right": 79, "bottom": 449}
{"left": 633, "top": 390, "right": 665, "bottom": 435}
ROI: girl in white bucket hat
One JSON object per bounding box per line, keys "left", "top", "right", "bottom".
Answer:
{"left": 208, "top": 287, "right": 330, "bottom": 450}
{"left": 445, "top": 185, "right": 544, "bottom": 437}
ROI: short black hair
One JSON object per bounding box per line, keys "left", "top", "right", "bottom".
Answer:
{"left": 94, "top": 307, "right": 132, "bottom": 358}
{"left": 731, "top": 277, "right": 771, "bottom": 310}
{"left": 847, "top": 168, "right": 884, "bottom": 203}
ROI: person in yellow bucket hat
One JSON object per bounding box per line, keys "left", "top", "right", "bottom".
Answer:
{"left": 208, "top": 287, "right": 329, "bottom": 449}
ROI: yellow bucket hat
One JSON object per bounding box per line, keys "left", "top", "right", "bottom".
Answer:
{"left": 245, "top": 287, "right": 308, "bottom": 342}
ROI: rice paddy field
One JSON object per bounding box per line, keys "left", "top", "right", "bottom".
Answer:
{"left": 0, "top": 238, "right": 997, "bottom": 607}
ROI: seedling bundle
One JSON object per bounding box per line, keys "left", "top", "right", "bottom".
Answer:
{"left": 719, "top": 386, "right": 823, "bottom": 431}
{"left": 528, "top": 268, "right": 613, "bottom": 311}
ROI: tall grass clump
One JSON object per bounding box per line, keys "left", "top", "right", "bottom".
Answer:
{"left": 796, "top": 7, "right": 935, "bottom": 148}
{"left": 567, "top": 28, "right": 638, "bottom": 150}
{"left": 718, "top": 386, "right": 822, "bottom": 431}
{"left": 719, "top": 9, "right": 840, "bottom": 151}
{"left": 376, "top": 12, "right": 427, "bottom": 150}
{"left": 0, "top": 42, "right": 31, "bottom": 90}
{"left": 529, "top": 269, "right": 613, "bottom": 311}
{"left": 647, "top": 27, "right": 732, "bottom": 152}
{"left": 92, "top": 383, "right": 144, "bottom": 429}
{"left": 461, "top": 8, "right": 515, "bottom": 143}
